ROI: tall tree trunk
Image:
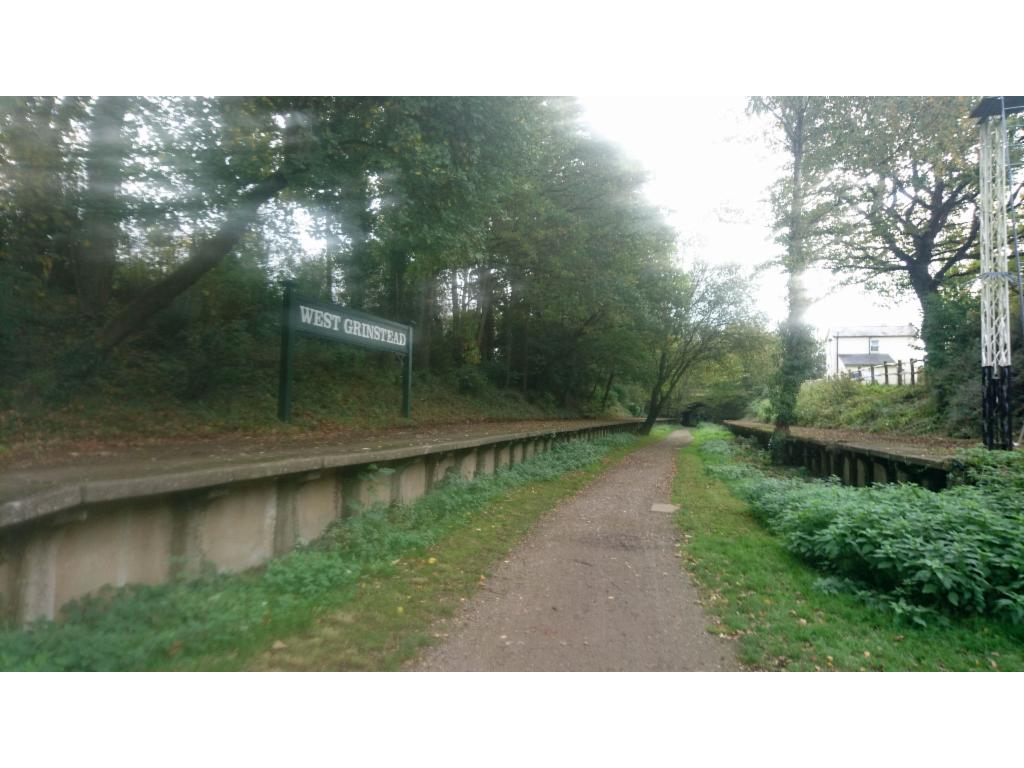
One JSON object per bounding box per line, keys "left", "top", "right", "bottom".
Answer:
{"left": 323, "top": 249, "right": 335, "bottom": 300}
{"left": 341, "top": 172, "right": 374, "bottom": 310}
{"left": 641, "top": 349, "right": 670, "bottom": 434}
{"left": 97, "top": 172, "right": 287, "bottom": 350}
{"left": 450, "top": 270, "right": 460, "bottom": 328}
{"left": 416, "top": 274, "right": 436, "bottom": 370}
{"left": 774, "top": 101, "right": 810, "bottom": 437}
{"left": 521, "top": 307, "right": 529, "bottom": 392}
{"left": 386, "top": 247, "right": 407, "bottom": 319}
{"left": 475, "top": 267, "right": 495, "bottom": 362}
{"left": 461, "top": 269, "right": 471, "bottom": 314}
{"left": 505, "top": 279, "right": 516, "bottom": 387}
{"left": 907, "top": 261, "right": 940, "bottom": 357}
{"left": 75, "top": 96, "right": 129, "bottom": 319}
{"left": 449, "top": 269, "right": 461, "bottom": 364}
{"left": 601, "top": 370, "right": 615, "bottom": 410}
{"left": 641, "top": 385, "right": 661, "bottom": 435}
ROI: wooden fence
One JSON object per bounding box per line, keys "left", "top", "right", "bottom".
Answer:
{"left": 845, "top": 359, "right": 925, "bottom": 386}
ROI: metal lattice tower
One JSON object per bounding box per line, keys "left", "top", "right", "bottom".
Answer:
{"left": 973, "top": 97, "right": 1024, "bottom": 449}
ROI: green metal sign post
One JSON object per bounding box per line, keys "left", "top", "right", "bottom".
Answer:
{"left": 277, "top": 281, "right": 413, "bottom": 422}
{"left": 277, "top": 281, "right": 297, "bottom": 422}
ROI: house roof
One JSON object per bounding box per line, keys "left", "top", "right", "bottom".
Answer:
{"left": 971, "top": 97, "right": 1024, "bottom": 119}
{"left": 828, "top": 325, "right": 917, "bottom": 338}
{"left": 839, "top": 353, "right": 895, "bottom": 366}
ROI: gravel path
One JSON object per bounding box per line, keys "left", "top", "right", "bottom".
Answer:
{"left": 412, "top": 429, "right": 738, "bottom": 671}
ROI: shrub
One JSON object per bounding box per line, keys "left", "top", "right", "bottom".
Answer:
{"left": 745, "top": 397, "right": 775, "bottom": 423}
{"left": 694, "top": 425, "right": 1024, "bottom": 624}
{"left": 455, "top": 363, "right": 489, "bottom": 394}
{"left": 793, "top": 378, "right": 939, "bottom": 435}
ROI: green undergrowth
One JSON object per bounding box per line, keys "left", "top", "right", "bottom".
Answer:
{"left": 0, "top": 429, "right": 665, "bottom": 671}
{"left": 1, "top": 342, "right": 573, "bottom": 448}
{"left": 673, "top": 425, "right": 1024, "bottom": 671}
{"left": 251, "top": 426, "right": 670, "bottom": 670}
{"left": 749, "top": 378, "right": 942, "bottom": 436}
{"left": 796, "top": 378, "right": 940, "bottom": 435}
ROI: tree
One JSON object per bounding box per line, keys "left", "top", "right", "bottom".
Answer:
{"left": 97, "top": 170, "right": 289, "bottom": 349}
{"left": 639, "top": 262, "right": 757, "bottom": 434}
{"left": 749, "top": 97, "right": 831, "bottom": 437}
{"left": 0, "top": 97, "right": 87, "bottom": 287}
{"left": 75, "top": 97, "right": 130, "bottom": 318}
{"left": 464, "top": 110, "right": 676, "bottom": 406}
{"left": 816, "top": 97, "right": 981, "bottom": 358}
{"left": 1, "top": 95, "right": 685, "bottom": 420}
{"left": 681, "top": 326, "right": 781, "bottom": 422}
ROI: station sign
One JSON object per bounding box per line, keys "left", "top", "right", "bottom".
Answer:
{"left": 277, "top": 283, "right": 413, "bottom": 421}
{"left": 293, "top": 300, "right": 411, "bottom": 354}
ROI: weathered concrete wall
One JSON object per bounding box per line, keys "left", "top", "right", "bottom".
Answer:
{"left": 293, "top": 473, "right": 341, "bottom": 546}
{"left": 476, "top": 446, "right": 495, "bottom": 476}
{"left": 397, "top": 460, "right": 428, "bottom": 505}
{"left": 0, "top": 547, "right": 12, "bottom": 618}
{"left": 496, "top": 444, "right": 511, "bottom": 469}
{"left": 456, "top": 450, "right": 477, "bottom": 482}
{"left": 429, "top": 453, "right": 458, "bottom": 486}
{"left": 342, "top": 467, "right": 394, "bottom": 514}
{"left": 0, "top": 420, "right": 641, "bottom": 623}
{"left": 11, "top": 498, "right": 177, "bottom": 621}
{"left": 200, "top": 481, "right": 278, "bottom": 574}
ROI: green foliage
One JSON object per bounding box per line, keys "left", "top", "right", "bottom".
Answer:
{"left": 638, "top": 262, "right": 762, "bottom": 430}
{"left": 0, "top": 432, "right": 637, "bottom": 671}
{"left": 749, "top": 97, "right": 986, "bottom": 436}
{"left": 746, "top": 397, "right": 775, "bottom": 423}
{"left": 749, "top": 99, "right": 832, "bottom": 432}
{"left": 672, "top": 438, "right": 1024, "bottom": 670}
{"left": 673, "top": 328, "right": 779, "bottom": 424}
{"left": 918, "top": 287, "right": 1024, "bottom": 438}
{"left": 693, "top": 425, "right": 1024, "bottom": 625}
{"left": 950, "top": 447, "right": 1024, "bottom": 510}
{"left": 769, "top": 319, "right": 821, "bottom": 429}
{"left": 454, "top": 363, "right": 489, "bottom": 394}
{"left": 1, "top": 96, "right": 690, "bottom": 439}
{"left": 792, "top": 378, "right": 940, "bottom": 435}
{"left": 813, "top": 97, "right": 980, "bottom": 318}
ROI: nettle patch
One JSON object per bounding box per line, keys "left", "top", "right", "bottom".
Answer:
{"left": 694, "top": 425, "right": 1024, "bottom": 626}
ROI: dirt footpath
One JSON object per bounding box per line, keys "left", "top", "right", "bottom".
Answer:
{"left": 412, "top": 429, "right": 738, "bottom": 672}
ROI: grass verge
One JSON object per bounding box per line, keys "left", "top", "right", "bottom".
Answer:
{"left": 672, "top": 429, "right": 1024, "bottom": 671}
{"left": 0, "top": 427, "right": 668, "bottom": 671}
{"left": 248, "top": 428, "right": 670, "bottom": 671}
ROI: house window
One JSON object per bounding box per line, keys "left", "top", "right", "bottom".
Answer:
{"left": 869, "top": 338, "right": 879, "bottom": 353}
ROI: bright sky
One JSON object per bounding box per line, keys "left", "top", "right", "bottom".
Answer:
{"left": 577, "top": 94, "right": 923, "bottom": 338}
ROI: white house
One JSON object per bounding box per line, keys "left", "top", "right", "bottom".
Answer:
{"left": 824, "top": 325, "right": 923, "bottom": 380}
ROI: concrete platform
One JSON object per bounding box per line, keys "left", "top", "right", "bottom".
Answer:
{"left": 0, "top": 419, "right": 643, "bottom": 623}
{"left": 721, "top": 420, "right": 969, "bottom": 490}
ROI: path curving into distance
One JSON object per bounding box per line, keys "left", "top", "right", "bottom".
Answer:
{"left": 412, "top": 429, "right": 738, "bottom": 671}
